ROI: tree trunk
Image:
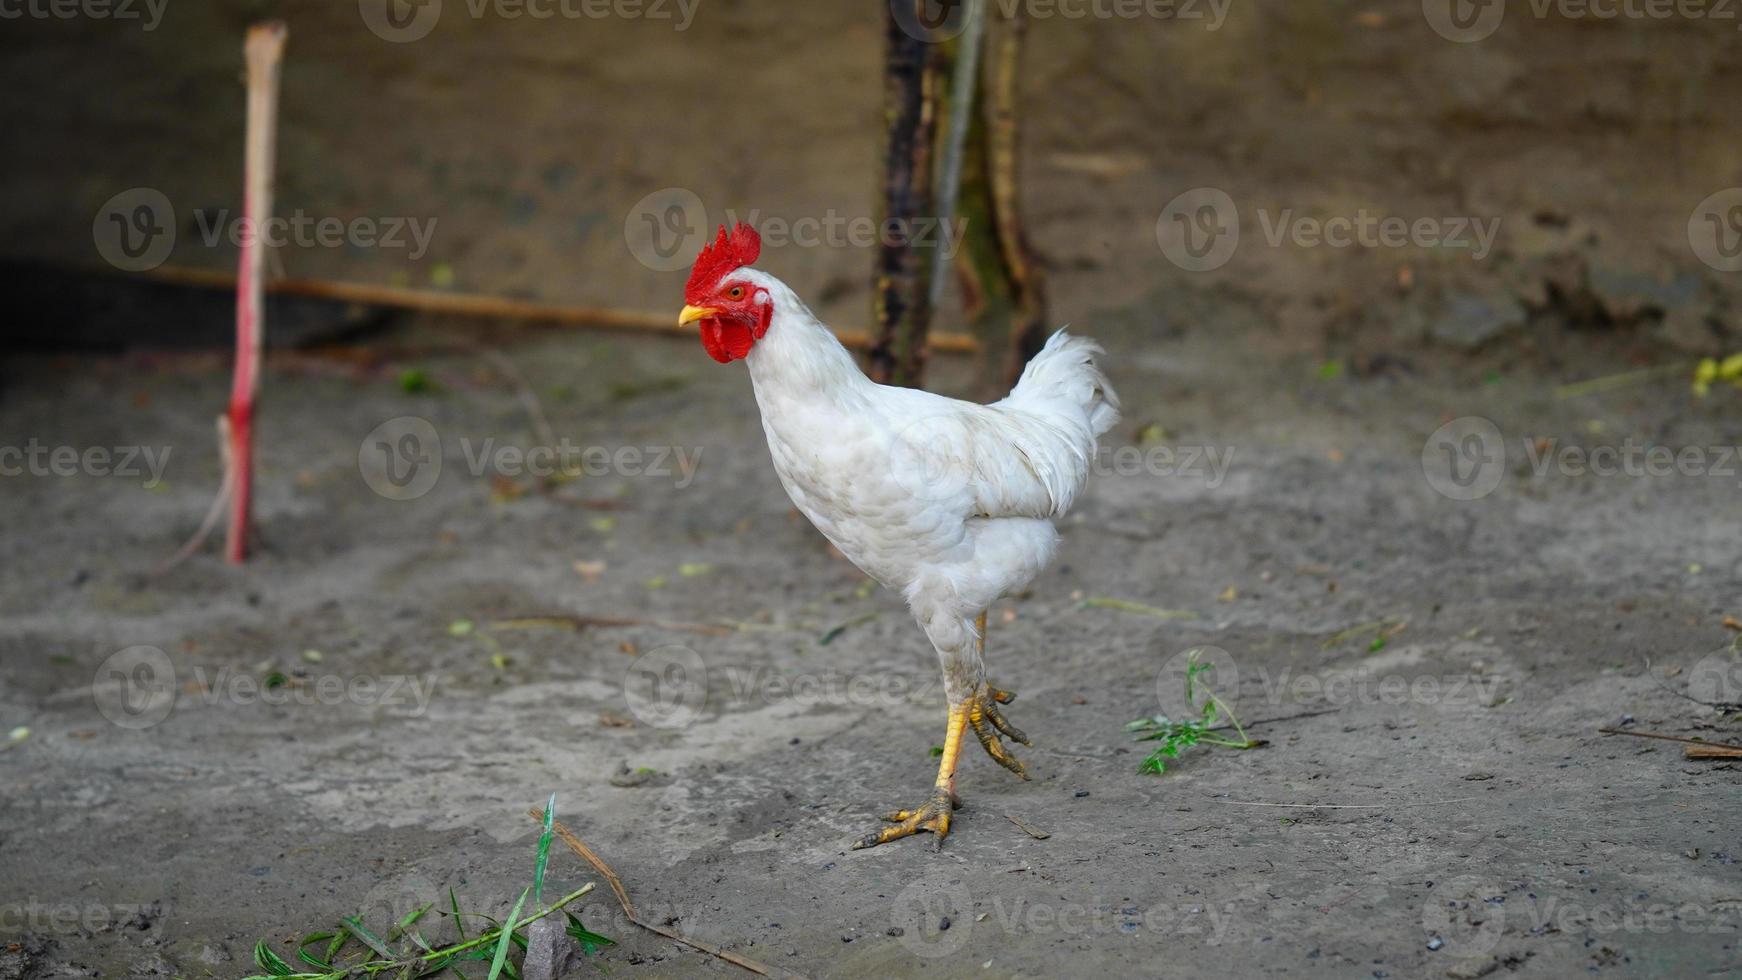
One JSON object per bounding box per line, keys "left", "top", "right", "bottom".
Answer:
{"left": 984, "top": 7, "right": 1047, "bottom": 389}
{"left": 868, "top": 1, "right": 942, "bottom": 388}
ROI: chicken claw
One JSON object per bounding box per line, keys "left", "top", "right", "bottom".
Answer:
{"left": 852, "top": 789, "right": 960, "bottom": 851}
{"left": 967, "top": 687, "right": 1032, "bottom": 780}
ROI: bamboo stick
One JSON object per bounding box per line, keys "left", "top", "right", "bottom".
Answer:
{"left": 226, "top": 21, "right": 286, "bottom": 564}
{"left": 138, "top": 264, "right": 981, "bottom": 355}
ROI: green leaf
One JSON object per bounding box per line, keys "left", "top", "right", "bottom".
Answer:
{"left": 486, "top": 887, "right": 530, "bottom": 980}
{"left": 295, "top": 932, "right": 338, "bottom": 969}
{"left": 533, "top": 792, "right": 556, "bottom": 906}
{"left": 394, "top": 901, "right": 432, "bottom": 940}
{"left": 565, "top": 912, "right": 616, "bottom": 955}
{"left": 341, "top": 915, "right": 395, "bottom": 959}
{"left": 320, "top": 931, "right": 347, "bottom": 968}
{"left": 450, "top": 887, "right": 467, "bottom": 941}
{"left": 252, "top": 940, "right": 294, "bottom": 976}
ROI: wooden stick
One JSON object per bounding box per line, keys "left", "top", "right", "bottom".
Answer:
{"left": 1685, "top": 745, "right": 1742, "bottom": 759}
{"left": 530, "top": 810, "right": 808, "bottom": 979}
{"left": 138, "top": 264, "right": 981, "bottom": 355}
{"left": 1598, "top": 727, "right": 1742, "bottom": 750}
{"left": 868, "top": 1, "right": 943, "bottom": 386}
{"left": 226, "top": 21, "right": 286, "bottom": 564}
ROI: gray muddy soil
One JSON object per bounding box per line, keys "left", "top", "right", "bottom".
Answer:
{"left": 2, "top": 2, "right": 1742, "bottom": 978}
{"left": 2, "top": 298, "right": 1739, "bottom": 978}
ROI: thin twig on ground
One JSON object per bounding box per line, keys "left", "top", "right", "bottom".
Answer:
{"left": 1684, "top": 745, "right": 1742, "bottom": 760}
{"left": 529, "top": 809, "right": 810, "bottom": 980}
{"left": 1212, "top": 797, "right": 1478, "bottom": 809}
{"left": 481, "top": 348, "right": 558, "bottom": 451}
{"left": 154, "top": 419, "right": 237, "bottom": 575}
{"left": 1207, "top": 707, "right": 1342, "bottom": 734}
{"left": 1597, "top": 727, "right": 1742, "bottom": 750}
{"left": 491, "top": 615, "right": 732, "bottom": 637}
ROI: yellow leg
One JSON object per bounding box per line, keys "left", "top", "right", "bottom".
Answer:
{"left": 971, "top": 609, "right": 1031, "bottom": 777}
{"left": 853, "top": 705, "right": 968, "bottom": 850}
{"left": 852, "top": 611, "right": 1034, "bottom": 850}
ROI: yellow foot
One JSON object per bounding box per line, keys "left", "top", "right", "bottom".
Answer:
{"left": 851, "top": 789, "right": 959, "bottom": 851}
{"left": 968, "top": 685, "right": 1032, "bottom": 780}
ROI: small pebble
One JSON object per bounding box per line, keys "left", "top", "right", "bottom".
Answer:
{"left": 1427, "top": 937, "right": 1444, "bottom": 951}
{"left": 1074, "top": 790, "right": 1090, "bottom": 798}
{"left": 939, "top": 916, "right": 952, "bottom": 931}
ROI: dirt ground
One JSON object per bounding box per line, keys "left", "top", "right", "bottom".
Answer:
{"left": 2, "top": 301, "right": 1740, "bottom": 978}
{"left": 2, "top": 2, "right": 1742, "bottom": 979}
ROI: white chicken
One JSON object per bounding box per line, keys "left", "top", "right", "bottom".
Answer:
{"left": 677, "top": 224, "right": 1119, "bottom": 849}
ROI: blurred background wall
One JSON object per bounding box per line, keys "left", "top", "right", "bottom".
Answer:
{"left": 2, "top": 1, "right": 1738, "bottom": 356}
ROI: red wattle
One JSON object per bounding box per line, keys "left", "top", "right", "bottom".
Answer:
{"left": 700, "top": 319, "right": 755, "bottom": 363}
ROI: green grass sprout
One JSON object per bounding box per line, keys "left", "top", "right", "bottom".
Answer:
{"left": 1127, "top": 648, "right": 1258, "bottom": 775}
{"left": 239, "top": 793, "right": 602, "bottom": 979}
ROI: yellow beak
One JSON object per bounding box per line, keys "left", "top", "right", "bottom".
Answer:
{"left": 678, "top": 304, "right": 717, "bottom": 326}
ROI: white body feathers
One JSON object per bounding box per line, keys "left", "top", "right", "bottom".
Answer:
{"left": 736, "top": 269, "right": 1119, "bottom": 699}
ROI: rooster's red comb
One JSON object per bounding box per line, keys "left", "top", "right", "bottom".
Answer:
{"left": 686, "top": 222, "right": 761, "bottom": 303}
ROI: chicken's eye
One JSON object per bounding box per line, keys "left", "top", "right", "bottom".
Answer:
{"left": 725, "top": 286, "right": 746, "bottom": 300}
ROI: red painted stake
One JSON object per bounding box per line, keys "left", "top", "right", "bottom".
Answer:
{"left": 226, "top": 21, "right": 286, "bottom": 564}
